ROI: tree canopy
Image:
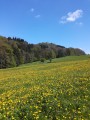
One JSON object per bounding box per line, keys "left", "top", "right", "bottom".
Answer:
{"left": 0, "top": 36, "right": 86, "bottom": 69}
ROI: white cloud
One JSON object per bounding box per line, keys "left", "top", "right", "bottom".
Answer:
{"left": 60, "top": 9, "right": 83, "bottom": 24}
{"left": 29, "top": 8, "right": 41, "bottom": 19}
{"left": 76, "top": 22, "right": 83, "bottom": 26}
{"left": 30, "top": 8, "right": 35, "bottom": 12}
{"left": 35, "top": 14, "right": 41, "bottom": 18}
{"left": 79, "top": 22, "right": 83, "bottom": 25}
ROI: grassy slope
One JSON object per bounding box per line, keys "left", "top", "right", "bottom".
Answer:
{"left": 19, "top": 55, "right": 90, "bottom": 67}
{"left": 0, "top": 55, "right": 90, "bottom": 120}
{"left": 52, "top": 55, "right": 90, "bottom": 62}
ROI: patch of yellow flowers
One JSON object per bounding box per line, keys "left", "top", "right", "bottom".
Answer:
{"left": 0, "top": 59, "right": 90, "bottom": 119}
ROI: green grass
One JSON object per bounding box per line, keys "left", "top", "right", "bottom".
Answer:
{"left": 19, "top": 55, "right": 90, "bottom": 68}
{"left": 0, "top": 55, "right": 90, "bottom": 120}
{"left": 52, "top": 55, "right": 90, "bottom": 62}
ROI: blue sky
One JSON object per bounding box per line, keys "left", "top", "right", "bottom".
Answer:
{"left": 0, "top": 0, "right": 90, "bottom": 53}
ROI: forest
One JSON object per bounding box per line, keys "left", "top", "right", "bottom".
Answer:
{"left": 0, "top": 36, "right": 85, "bottom": 69}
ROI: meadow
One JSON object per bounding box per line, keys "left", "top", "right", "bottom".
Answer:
{"left": 0, "top": 56, "right": 90, "bottom": 120}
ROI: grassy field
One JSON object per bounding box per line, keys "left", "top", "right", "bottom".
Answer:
{"left": 0, "top": 55, "right": 90, "bottom": 120}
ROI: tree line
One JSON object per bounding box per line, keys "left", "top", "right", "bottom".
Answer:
{"left": 0, "top": 36, "right": 85, "bottom": 69}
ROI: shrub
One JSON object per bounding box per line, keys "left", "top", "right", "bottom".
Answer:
{"left": 40, "top": 58, "right": 45, "bottom": 63}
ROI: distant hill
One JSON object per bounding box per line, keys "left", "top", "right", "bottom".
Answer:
{"left": 0, "top": 35, "right": 85, "bottom": 69}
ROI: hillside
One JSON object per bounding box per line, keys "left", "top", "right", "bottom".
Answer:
{"left": 0, "top": 36, "right": 85, "bottom": 69}
{"left": 0, "top": 56, "right": 90, "bottom": 119}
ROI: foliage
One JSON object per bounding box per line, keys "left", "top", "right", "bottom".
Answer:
{"left": 0, "top": 56, "right": 90, "bottom": 119}
{"left": 49, "top": 58, "right": 52, "bottom": 63}
{"left": 0, "top": 36, "right": 86, "bottom": 69}
{"left": 40, "top": 58, "right": 46, "bottom": 63}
